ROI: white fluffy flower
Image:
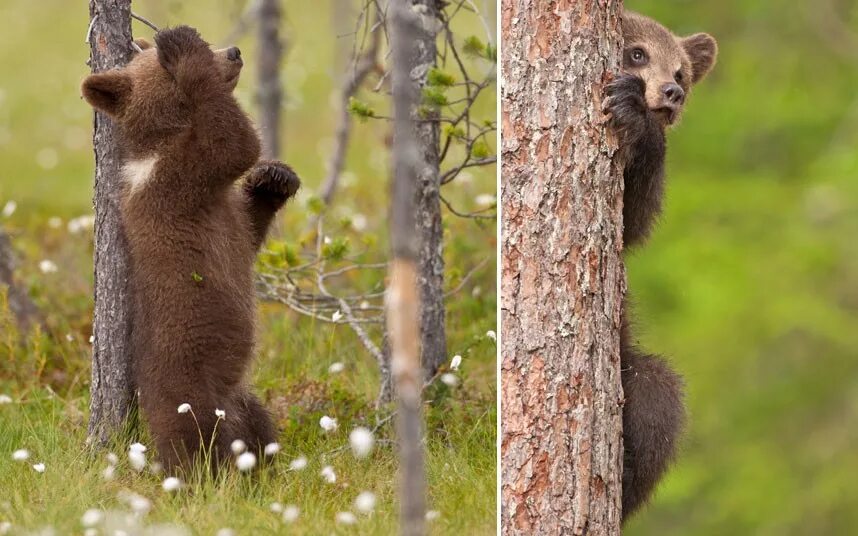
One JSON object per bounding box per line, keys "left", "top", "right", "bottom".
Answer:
{"left": 0, "top": 522, "right": 10, "bottom": 535}
{"left": 282, "top": 505, "right": 300, "bottom": 523}
{"left": 354, "top": 491, "right": 376, "bottom": 514}
{"left": 351, "top": 214, "right": 368, "bottom": 232}
{"left": 331, "top": 310, "right": 343, "bottom": 322}
{"left": 289, "top": 455, "right": 308, "bottom": 471}
{"left": 486, "top": 330, "right": 496, "bottom": 341}
{"left": 81, "top": 509, "right": 103, "bottom": 527}
{"left": 149, "top": 461, "right": 163, "bottom": 475}
{"left": 328, "top": 362, "right": 345, "bottom": 374}
{"left": 1, "top": 201, "right": 15, "bottom": 218}
{"left": 162, "top": 477, "right": 182, "bottom": 492}
{"left": 475, "top": 193, "right": 496, "bottom": 206}
{"left": 106, "top": 452, "right": 119, "bottom": 465}
{"left": 320, "top": 465, "right": 337, "bottom": 484}
{"left": 264, "top": 442, "right": 280, "bottom": 456}
{"left": 129, "top": 442, "right": 147, "bottom": 453}
{"left": 39, "top": 260, "right": 58, "bottom": 274}
{"left": 67, "top": 215, "right": 95, "bottom": 234}
{"left": 269, "top": 502, "right": 284, "bottom": 514}
{"left": 12, "top": 449, "right": 29, "bottom": 462}
{"left": 441, "top": 373, "right": 459, "bottom": 387}
{"left": 122, "top": 492, "right": 151, "bottom": 515}
{"left": 230, "top": 439, "right": 247, "bottom": 455}
{"left": 450, "top": 354, "right": 462, "bottom": 371}
{"left": 425, "top": 510, "right": 441, "bottom": 521}
{"left": 359, "top": 300, "right": 370, "bottom": 310}
{"left": 0, "top": 394, "right": 11, "bottom": 404}
{"left": 128, "top": 449, "right": 146, "bottom": 472}
{"left": 32, "top": 463, "right": 45, "bottom": 473}
{"left": 319, "top": 415, "right": 338, "bottom": 432}
{"left": 215, "top": 408, "right": 226, "bottom": 419}
{"left": 335, "top": 512, "right": 357, "bottom": 525}
{"left": 216, "top": 530, "right": 236, "bottom": 536}
{"left": 102, "top": 464, "right": 115, "bottom": 481}
{"left": 236, "top": 452, "right": 257, "bottom": 472}
{"left": 349, "top": 427, "right": 374, "bottom": 459}
{"left": 177, "top": 403, "right": 191, "bottom": 414}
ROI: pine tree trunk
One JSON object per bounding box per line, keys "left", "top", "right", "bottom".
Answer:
{"left": 257, "top": 0, "right": 282, "bottom": 159}
{"left": 410, "top": 0, "right": 447, "bottom": 379}
{"left": 87, "top": 0, "right": 136, "bottom": 446}
{"left": 500, "top": 1, "right": 626, "bottom": 534}
{"left": 389, "top": 1, "right": 428, "bottom": 533}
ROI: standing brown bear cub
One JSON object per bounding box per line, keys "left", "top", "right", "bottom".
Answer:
{"left": 82, "top": 26, "right": 300, "bottom": 472}
{"left": 603, "top": 11, "right": 718, "bottom": 521}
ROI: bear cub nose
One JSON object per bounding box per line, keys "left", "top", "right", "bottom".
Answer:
{"left": 227, "top": 47, "right": 242, "bottom": 61}
{"left": 662, "top": 83, "right": 685, "bottom": 105}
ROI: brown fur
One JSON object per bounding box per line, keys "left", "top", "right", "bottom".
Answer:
{"left": 603, "top": 11, "right": 718, "bottom": 521}
{"left": 82, "top": 26, "right": 300, "bottom": 473}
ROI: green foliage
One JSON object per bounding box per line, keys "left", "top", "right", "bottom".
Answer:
{"left": 191, "top": 271, "right": 203, "bottom": 283}
{"left": 462, "top": 36, "right": 495, "bottom": 62}
{"left": 470, "top": 141, "right": 491, "bottom": 159}
{"left": 427, "top": 68, "right": 456, "bottom": 88}
{"left": 422, "top": 87, "right": 449, "bottom": 108}
{"left": 321, "top": 236, "right": 350, "bottom": 261}
{"left": 347, "top": 97, "right": 376, "bottom": 122}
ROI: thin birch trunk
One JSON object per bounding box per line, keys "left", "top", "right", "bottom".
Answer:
{"left": 257, "top": 0, "right": 282, "bottom": 159}
{"left": 500, "top": 1, "right": 626, "bottom": 534}
{"left": 389, "top": 1, "right": 428, "bottom": 533}
{"left": 86, "top": 0, "right": 136, "bottom": 446}
{"left": 0, "top": 229, "right": 40, "bottom": 333}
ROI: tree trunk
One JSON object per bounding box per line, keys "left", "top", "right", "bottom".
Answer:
{"left": 500, "top": 1, "right": 625, "bottom": 535}
{"left": 389, "top": 1, "right": 428, "bottom": 534}
{"left": 410, "top": 0, "right": 447, "bottom": 379}
{"left": 87, "top": 0, "right": 136, "bottom": 446}
{"left": 0, "top": 229, "right": 39, "bottom": 333}
{"left": 257, "top": 0, "right": 283, "bottom": 159}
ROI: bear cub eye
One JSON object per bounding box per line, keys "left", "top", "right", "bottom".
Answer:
{"left": 674, "top": 70, "right": 684, "bottom": 83}
{"left": 626, "top": 47, "right": 648, "bottom": 67}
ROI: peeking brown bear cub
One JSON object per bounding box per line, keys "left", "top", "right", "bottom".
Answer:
{"left": 81, "top": 26, "right": 300, "bottom": 472}
{"left": 603, "top": 11, "right": 718, "bottom": 521}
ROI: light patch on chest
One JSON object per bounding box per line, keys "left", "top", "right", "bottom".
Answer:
{"left": 122, "top": 155, "right": 159, "bottom": 195}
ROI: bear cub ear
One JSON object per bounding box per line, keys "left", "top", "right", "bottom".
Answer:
{"left": 681, "top": 33, "right": 718, "bottom": 84}
{"left": 133, "top": 38, "right": 153, "bottom": 52}
{"left": 81, "top": 71, "right": 133, "bottom": 117}
{"left": 154, "top": 25, "right": 210, "bottom": 77}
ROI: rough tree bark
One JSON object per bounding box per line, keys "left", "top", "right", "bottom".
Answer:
{"left": 87, "top": 0, "right": 136, "bottom": 446}
{"left": 0, "top": 229, "right": 40, "bottom": 333}
{"left": 410, "top": 0, "right": 447, "bottom": 379}
{"left": 389, "top": 1, "right": 427, "bottom": 534}
{"left": 257, "top": 0, "right": 283, "bottom": 159}
{"left": 500, "top": 1, "right": 626, "bottom": 535}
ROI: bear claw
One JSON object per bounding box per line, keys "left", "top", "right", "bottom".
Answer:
{"left": 245, "top": 161, "right": 301, "bottom": 201}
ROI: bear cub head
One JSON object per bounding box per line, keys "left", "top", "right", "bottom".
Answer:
{"left": 81, "top": 26, "right": 247, "bottom": 158}
{"left": 622, "top": 11, "right": 718, "bottom": 126}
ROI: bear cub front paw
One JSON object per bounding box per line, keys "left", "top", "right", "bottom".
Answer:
{"left": 244, "top": 161, "right": 301, "bottom": 202}
{"left": 603, "top": 74, "right": 651, "bottom": 140}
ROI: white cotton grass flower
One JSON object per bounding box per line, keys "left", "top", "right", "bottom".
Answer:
{"left": 39, "top": 260, "right": 58, "bottom": 274}
{"left": 67, "top": 215, "right": 95, "bottom": 234}
{"left": 2, "top": 201, "right": 16, "bottom": 218}
{"left": 102, "top": 464, "right": 116, "bottom": 481}
{"left": 331, "top": 310, "right": 343, "bottom": 322}
{"left": 106, "top": 452, "right": 119, "bottom": 465}
{"left": 230, "top": 439, "right": 247, "bottom": 455}
{"left": 177, "top": 403, "right": 191, "bottom": 414}
{"left": 216, "top": 530, "right": 236, "bottom": 536}
{"left": 81, "top": 509, "right": 103, "bottom": 527}
{"left": 282, "top": 504, "right": 300, "bottom": 523}
{"left": 128, "top": 449, "right": 146, "bottom": 472}
{"left": 354, "top": 491, "right": 377, "bottom": 514}
{"left": 264, "top": 442, "right": 280, "bottom": 456}
{"left": 319, "top": 415, "right": 338, "bottom": 432}
{"left": 122, "top": 492, "right": 152, "bottom": 515}
{"left": 335, "top": 512, "right": 357, "bottom": 525}
{"left": 12, "top": 449, "right": 29, "bottom": 462}
{"left": 269, "top": 502, "right": 283, "bottom": 514}
{"left": 320, "top": 465, "right": 337, "bottom": 484}
{"left": 236, "top": 451, "right": 257, "bottom": 472}
{"left": 32, "top": 462, "right": 45, "bottom": 473}
{"left": 149, "top": 461, "right": 164, "bottom": 475}
{"left": 162, "top": 477, "right": 182, "bottom": 492}
{"left": 328, "top": 362, "right": 345, "bottom": 374}
{"left": 129, "top": 442, "right": 147, "bottom": 453}
{"left": 351, "top": 213, "right": 368, "bottom": 232}
{"left": 0, "top": 522, "right": 11, "bottom": 535}
{"left": 324, "top": 235, "right": 332, "bottom": 245}
{"left": 425, "top": 510, "right": 441, "bottom": 521}
{"left": 450, "top": 354, "right": 462, "bottom": 371}
{"left": 441, "top": 373, "right": 459, "bottom": 387}
{"left": 486, "top": 330, "right": 497, "bottom": 341}
{"left": 349, "top": 427, "right": 374, "bottom": 459}
{"left": 475, "top": 193, "right": 496, "bottom": 206}
{"left": 0, "top": 394, "right": 12, "bottom": 404}
{"left": 215, "top": 408, "right": 226, "bottom": 419}
{"left": 289, "top": 455, "right": 308, "bottom": 471}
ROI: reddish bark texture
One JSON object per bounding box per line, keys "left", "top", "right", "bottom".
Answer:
{"left": 501, "top": 1, "right": 626, "bottom": 534}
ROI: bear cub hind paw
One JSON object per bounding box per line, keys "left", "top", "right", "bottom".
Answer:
{"left": 244, "top": 161, "right": 301, "bottom": 202}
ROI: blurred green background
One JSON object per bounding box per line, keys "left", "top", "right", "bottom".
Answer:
{"left": 625, "top": 1, "right": 858, "bottom": 534}
{"left": 0, "top": 0, "right": 496, "bottom": 534}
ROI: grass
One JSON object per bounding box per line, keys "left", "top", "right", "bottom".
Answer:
{"left": 0, "top": 0, "right": 497, "bottom": 534}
